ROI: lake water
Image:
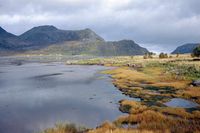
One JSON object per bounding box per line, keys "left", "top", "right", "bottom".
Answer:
{"left": 0, "top": 62, "right": 136, "bottom": 133}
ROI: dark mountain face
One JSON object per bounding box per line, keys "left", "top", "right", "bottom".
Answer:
{"left": 172, "top": 43, "right": 200, "bottom": 54}
{"left": 19, "top": 25, "right": 104, "bottom": 46}
{"left": 0, "top": 27, "right": 32, "bottom": 51}
{"left": 0, "top": 25, "right": 149, "bottom": 56}
{"left": 0, "top": 27, "right": 16, "bottom": 38}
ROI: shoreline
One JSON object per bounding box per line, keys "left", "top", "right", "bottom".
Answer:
{"left": 1, "top": 55, "right": 200, "bottom": 133}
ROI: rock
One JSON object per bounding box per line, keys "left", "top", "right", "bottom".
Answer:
{"left": 192, "top": 80, "right": 200, "bottom": 87}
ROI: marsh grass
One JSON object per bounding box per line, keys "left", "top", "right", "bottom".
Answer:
{"left": 45, "top": 54, "right": 200, "bottom": 133}
{"left": 40, "top": 123, "right": 87, "bottom": 133}
{"left": 115, "top": 110, "right": 200, "bottom": 133}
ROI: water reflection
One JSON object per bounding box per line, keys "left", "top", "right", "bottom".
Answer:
{"left": 0, "top": 63, "right": 135, "bottom": 133}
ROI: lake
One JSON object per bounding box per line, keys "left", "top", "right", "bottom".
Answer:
{"left": 0, "top": 60, "right": 135, "bottom": 133}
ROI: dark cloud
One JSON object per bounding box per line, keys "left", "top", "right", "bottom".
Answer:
{"left": 0, "top": 0, "right": 199, "bottom": 53}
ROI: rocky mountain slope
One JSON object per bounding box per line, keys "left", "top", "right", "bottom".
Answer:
{"left": 0, "top": 27, "right": 32, "bottom": 51}
{"left": 0, "top": 25, "right": 149, "bottom": 56}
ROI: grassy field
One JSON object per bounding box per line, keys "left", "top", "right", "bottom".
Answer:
{"left": 42, "top": 54, "right": 200, "bottom": 133}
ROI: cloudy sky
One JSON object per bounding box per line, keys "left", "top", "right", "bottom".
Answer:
{"left": 0, "top": 0, "right": 200, "bottom": 53}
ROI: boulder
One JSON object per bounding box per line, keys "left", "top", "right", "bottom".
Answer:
{"left": 192, "top": 80, "right": 200, "bottom": 87}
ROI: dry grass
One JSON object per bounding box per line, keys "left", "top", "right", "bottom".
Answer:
{"left": 120, "top": 100, "right": 147, "bottom": 114}
{"left": 101, "top": 57, "right": 200, "bottom": 132}
{"left": 182, "top": 87, "right": 200, "bottom": 97}
{"left": 115, "top": 110, "right": 200, "bottom": 133}
{"left": 152, "top": 106, "right": 193, "bottom": 119}
{"left": 40, "top": 123, "right": 87, "bottom": 133}
{"left": 41, "top": 54, "right": 200, "bottom": 133}
{"left": 104, "top": 66, "right": 190, "bottom": 90}
{"left": 192, "top": 111, "right": 200, "bottom": 119}
{"left": 178, "top": 86, "right": 200, "bottom": 104}
{"left": 104, "top": 67, "right": 154, "bottom": 83}
{"left": 88, "top": 128, "right": 157, "bottom": 133}
{"left": 88, "top": 121, "right": 161, "bottom": 133}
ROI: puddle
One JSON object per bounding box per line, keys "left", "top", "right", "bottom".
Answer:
{"left": 164, "top": 98, "right": 199, "bottom": 108}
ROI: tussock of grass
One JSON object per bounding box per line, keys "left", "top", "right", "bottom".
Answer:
{"left": 178, "top": 86, "right": 200, "bottom": 104}
{"left": 151, "top": 106, "right": 193, "bottom": 119}
{"left": 115, "top": 110, "right": 200, "bottom": 133}
{"left": 40, "top": 123, "right": 87, "bottom": 133}
{"left": 119, "top": 100, "right": 147, "bottom": 114}
{"left": 88, "top": 128, "right": 156, "bottom": 133}
{"left": 192, "top": 111, "right": 200, "bottom": 119}
{"left": 88, "top": 121, "right": 156, "bottom": 133}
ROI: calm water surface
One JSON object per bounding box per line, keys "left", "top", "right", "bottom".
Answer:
{"left": 164, "top": 98, "right": 199, "bottom": 108}
{"left": 0, "top": 61, "right": 135, "bottom": 133}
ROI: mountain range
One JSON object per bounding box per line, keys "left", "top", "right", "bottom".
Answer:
{"left": 172, "top": 43, "right": 200, "bottom": 54}
{"left": 0, "top": 25, "right": 149, "bottom": 56}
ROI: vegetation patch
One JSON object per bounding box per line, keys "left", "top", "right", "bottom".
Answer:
{"left": 51, "top": 55, "right": 200, "bottom": 133}
{"left": 40, "top": 123, "right": 88, "bottom": 133}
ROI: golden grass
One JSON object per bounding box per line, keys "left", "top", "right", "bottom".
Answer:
{"left": 182, "top": 87, "right": 200, "bottom": 97}
{"left": 88, "top": 121, "right": 160, "bottom": 133}
{"left": 101, "top": 57, "right": 200, "bottom": 133}
{"left": 120, "top": 100, "right": 147, "bottom": 114}
{"left": 40, "top": 123, "right": 86, "bottom": 133}
{"left": 151, "top": 81, "right": 189, "bottom": 89}
{"left": 41, "top": 55, "right": 200, "bottom": 133}
{"left": 88, "top": 128, "right": 157, "bottom": 133}
{"left": 192, "top": 111, "right": 200, "bottom": 119}
{"left": 105, "top": 66, "right": 190, "bottom": 90}
{"left": 105, "top": 68, "right": 154, "bottom": 83}
{"left": 152, "top": 106, "right": 193, "bottom": 119}
{"left": 115, "top": 110, "right": 200, "bottom": 133}
{"left": 177, "top": 86, "right": 200, "bottom": 104}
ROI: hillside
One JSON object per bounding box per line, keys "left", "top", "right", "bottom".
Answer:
{"left": 0, "top": 27, "right": 32, "bottom": 51}
{"left": 0, "top": 25, "right": 149, "bottom": 56}
{"left": 172, "top": 43, "right": 200, "bottom": 54}
{"left": 28, "top": 39, "right": 148, "bottom": 56}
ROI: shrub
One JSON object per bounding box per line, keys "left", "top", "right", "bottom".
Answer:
{"left": 193, "top": 45, "right": 200, "bottom": 57}
{"left": 159, "top": 53, "right": 168, "bottom": 59}
{"left": 143, "top": 52, "right": 154, "bottom": 59}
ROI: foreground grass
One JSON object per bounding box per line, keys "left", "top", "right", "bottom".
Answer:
{"left": 115, "top": 100, "right": 200, "bottom": 132}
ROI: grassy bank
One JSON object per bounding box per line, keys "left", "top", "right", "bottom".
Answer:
{"left": 42, "top": 54, "right": 200, "bottom": 133}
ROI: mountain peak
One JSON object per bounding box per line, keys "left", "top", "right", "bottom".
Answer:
{"left": 118, "top": 39, "right": 135, "bottom": 44}
{"left": 0, "top": 26, "right": 7, "bottom": 34}
{"left": 78, "top": 28, "right": 104, "bottom": 41}
{"left": 32, "top": 25, "right": 58, "bottom": 31}
{"left": 83, "top": 28, "right": 92, "bottom": 31}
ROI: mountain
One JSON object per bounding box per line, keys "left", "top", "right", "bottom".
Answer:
{"left": 172, "top": 43, "right": 200, "bottom": 54}
{"left": 99, "top": 40, "right": 148, "bottom": 56}
{"left": 19, "top": 26, "right": 104, "bottom": 47}
{"left": 0, "top": 27, "right": 32, "bottom": 51}
{"left": 0, "top": 27, "right": 16, "bottom": 38}
{"left": 0, "top": 25, "right": 149, "bottom": 56}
